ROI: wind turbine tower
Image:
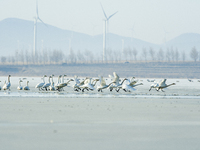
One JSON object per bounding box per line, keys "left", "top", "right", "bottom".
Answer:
{"left": 100, "top": 3, "right": 118, "bottom": 62}
{"left": 33, "top": 0, "right": 46, "bottom": 57}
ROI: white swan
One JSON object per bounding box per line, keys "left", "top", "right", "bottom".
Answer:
{"left": 156, "top": 79, "right": 176, "bottom": 92}
{"left": 49, "top": 75, "right": 55, "bottom": 91}
{"left": 118, "top": 77, "right": 143, "bottom": 92}
{"left": 121, "top": 84, "right": 136, "bottom": 92}
{"left": 17, "top": 79, "right": 23, "bottom": 90}
{"left": 54, "top": 75, "right": 62, "bottom": 88}
{"left": 3, "top": 75, "right": 11, "bottom": 90}
{"left": 62, "top": 74, "right": 67, "bottom": 83}
{"left": 147, "top": 79, "right": 155, "bottom": 82}
{"left": 35, "top": 75, "right": 47, "bottom": 90}
{"left": 73, "top": 77, "right": 89, "bottom": 92}
{"left": 91, "top": 78, "right": 99, "bottom": 87}
{"left": 56, "top": 79, "right": 74, "bottom": 92}
{"left": 97, "top": 76, "right": 115, "bottom": 92}
{"left": 23, "top": 81, "right": 30, "bottom": 90}
{"left": 149, "top": 81, "right": 159, "bottom": 91}
{"left": 73, "top": 75, "right": 81, "bottom": 91}
{"left": 108, "top": 72, "right": 121, "bottom": 91}
{"left": 80, "top": 78, "right": 95, "bottom": 92}
{"left": 42, "top": 76, "right": 52, "bottom": 91}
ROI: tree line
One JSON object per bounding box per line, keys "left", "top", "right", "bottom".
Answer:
{"left": 0, "top": 46, "right": 200, "bottom": 65}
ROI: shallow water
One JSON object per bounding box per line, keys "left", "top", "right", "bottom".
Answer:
{"left": 0, "top": 76, "right": 199, "bottom": 98}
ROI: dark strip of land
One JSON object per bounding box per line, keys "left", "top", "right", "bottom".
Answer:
{"left": 0, "top": 62, "right": 200, "bottom": 78}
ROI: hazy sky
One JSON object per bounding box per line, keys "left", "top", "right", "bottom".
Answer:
{"left": 0, "top": 0, "right": 200, "bottom": 44}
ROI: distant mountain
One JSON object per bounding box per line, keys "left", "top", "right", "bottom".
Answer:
{"left": 163, "top": 33, "right": 200, "bottom": 53}
{"left": 0, "top": 18, "right": 159, "bottom": 57}
{"left": 0, "top": 18, "right": 200, "bottom": 60}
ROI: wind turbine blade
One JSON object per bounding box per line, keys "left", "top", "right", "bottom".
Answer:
{"left": 108, "top": 11, "right": 118, "bottom": 20}
{"left": 100, "top": 3, "right": 108, "bottom": 19}
{"left": 38, "top": 17, "right": 48, "bottom": 27}
{"left": 36, "top": 0, "right": 39, "bottom": 17}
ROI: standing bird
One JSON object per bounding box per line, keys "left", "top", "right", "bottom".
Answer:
{"left": 35, "top": 75, "right": 47, "bottom": 90}
{"left": 23, "top": 81, "right": 30, "bottom": 90}
{"left": 42, "top": 76, "right": 52, "bottom": 91}
{"left": 3, "top": 75, "right": 11, "bottom": 90}
{"left": 49, "top": 75, "right": 55, "bottom": 91}
{"left": 17, "top": 79, "right": 23, "bottom": 90}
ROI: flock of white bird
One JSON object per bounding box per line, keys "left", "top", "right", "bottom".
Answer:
{"left": 0, "top": 72, "right": 176, "bottom": 93}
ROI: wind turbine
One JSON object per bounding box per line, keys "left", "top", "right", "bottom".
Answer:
{"left": 33, "top": 0, "right": 46, "bottom": 57}
{"left": 100, "top": 3, "right": 118, "bottom": 62}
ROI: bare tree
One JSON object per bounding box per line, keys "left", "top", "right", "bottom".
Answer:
{"left": 142, "top": 48, "right": 147, "bottom": 62}
{"left": 127, "top": 47, "right": 132, "bottom": 61}
{"left": 77, "top": 50, "right": 85, "bottom": 63}
{"left": 68, "top": 49, "right": 76, "bottom": 64}
{"left": 11, "top": 56, "right": 15, "bottom": 64}
{"left": 1, "top": 56, "right": 6, "bottom": 64}
{"left": 84, "top": 49, "right": 91, "bottom": 63}
{"left": 123, "top": 48, "right": 128, "bottom": 61}
{"left": 175, "top": 48, "right": 179, "bottom": 62}
{"left": 182, "top": 51, "right": 186, "bottom": 62}
{"left": 113, "top": 50, "right": 120, "bottom": 63}
{"left": 157, "top": 48, "right": 164, "bottom": 62}
{"left": 18, "top": 49, "right": 24, "bottom": 65}
{"left": 166, "top": 48, "right": 171, "bottom": 62}
{"left": 15, "top": 50, "right": 19, "bottom": 65}
{"left": 42, "top": 49, "right": 48, "bottom": 64}
{"left": 149, "top": 47, "right": 155, "bottom": 61}
{"left": 107, "top": 49, "right": 113, "bottom": 63}
{"left": 25, "top": 49, "right": 30, "bottom": 64}
{"left": 132, "top": 48, "right": 138, "bottom": 61}
{"left": 190, "top": 47, "right": 198, "bottom": 62}
{"left": 170, "top": 47, "right": 175, "bottom": 62}
{"left": 89, "top": 51, "right": 94, "bottom": 63}
{"left": 51, "top": 49, "right": 64, "bottom": 64}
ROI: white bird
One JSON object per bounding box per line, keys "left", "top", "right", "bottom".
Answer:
{"left": 55, "top": 78, "right": 74, "bottom": 92}
{"left": 117, "top": 77, "right": 143, "bottom": 92}
{"left": 156, "top": 79, "right": 176, "bottom": 92}
{"left": 54, "top": 75, "right": 62, "bottom": 87}
{"left": 97, "top": 76, "right": 115, "bottom": 92}
{"left": 91, "top": 78, "right": 99, "bottom": 87}
{"left": 17, "top": 79, "right": 23, "bottom": 90}
{"left": 73, "top": 77, "right": 89, "bottom": 92}
{"left": 147, "top": 79, "right": 155, "bottom": 82}
{"left": 49, "top": 75, "right": 55, "bottom": 91}
{"left": 23, "top": 81, "right": 30, "bottom": 90}
{"left": 42, "top": 76, "right": 52, "bottom": 91}
{"left": 149, "top": 80, "right": 160, "bottom": 91}
{"left": 121, "top": 84, "right": 136, "bottom": 92}
{"left": 35, "top": 75, "right": 47, "bottom": 90}
{"left": 62, "top": 74, "right": 67, "bottom": 82}
{"left": 80, "top": 78, "right": 95, "bottom": 92}
{"left": 3, "top": 75, "right": 11, "bottom": 90}
{"left": 108, "top": 72, "right": 122, "bottom": 91}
